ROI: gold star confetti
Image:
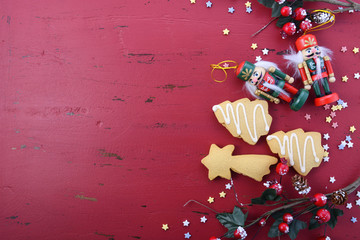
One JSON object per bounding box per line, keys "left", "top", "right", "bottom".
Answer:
{"left": 245, "top": 1, "right": 252, "bottom": 7}
{"left": 162, "top": 224, "right": 169, "bottom": 231}
{"left": 219, "top": 191, "right": 226, "bottom": 198}
{"left": 251, "top": 43, "right": 258, "bottom": 50}
{"left": 353, "top": 47, "right": 359, "bottom": 54}
{"left": 223, "top": 28, "right": 230, "bottom": 35}
{"left": 331, "top": 105, "right": 338, "bottom": 111}
{"left": 342, "top": 75, "right": 348, "bottom": 82}
{"left": 350, "top": 126, "right": 356, "bottom": 133}
{"left": 190, "top": 0, "right": 196, "bottom": 3}
{"left": 324, "top": 151, "right": 329, "bottom": 157}
{"left": 326, "top": 116, "right": 332, "bottom": 123}
{"left": 337, "top": 105, "right": 343, "bottom": 110}
{"left": 207, "top": 196, "right": 215, "bottom": 203}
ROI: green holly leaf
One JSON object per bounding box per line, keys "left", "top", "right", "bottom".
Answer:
{"left": 251, "top": 197, "right": 266, "bottom": 205}
{"left": 326, "top": 208, "right": 344, "bottom": 229}
{"left": 216, "top": 206, "right": 248, "bottom": 237}
{"left": 288, "top": 219, "right": 307, "bottom": 240}
{"left": 257, "top": 0, "right": 276, "bottom": 8}
{"left": 271, "top": 3, "right": 283, "bottom": 17}
{"left": 271, "top": 208, "right": 293, "bottom": 220}
{"left": 268, "top": 218, "right": 283, "bottom": 238}
{"left": 309, "top": 216, "right": 321, "bottom": 230}
{"left": 276, "top": 16, "right": 293, "bottom": 28}
{"left": 251, "top": 189, "right": 281, "bottom": 205}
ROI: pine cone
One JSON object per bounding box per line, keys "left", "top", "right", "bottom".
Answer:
{"left": 292, "top": 175, "right": 311, "bottom": 195}
{"left": 331, "top": 190, "right": 348, "bottom": 205}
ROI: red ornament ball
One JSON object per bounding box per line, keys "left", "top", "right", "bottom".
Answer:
{"left": 234, "top": 226, "right": 247, "bottom": 239}
{"left": 293, "top": 8, "right": 307, "bottom": 21}
{"left": 281, "top": 6, "right": 292, "bottom": 17}
{"left": 282, "top": 22, "right": 296, "bottom": 36}
{"left": 300, "top": 19, "right": 312, "bottom": 32}
{"left": 278, "top": 222, "right": 290, "bottom": 233}
{"left": 270, "top": 183, "right": 283, "bottom": 195}
{"left": 282, "top": 213, "right": 294, "bottom": 224}
{"left": 259, "top": 218, "right": 266, "bottom": 227}
{"left": 316, "top": 209, "right": 331, "bottom": 223}
{"left": 318, "top": 236, "right": 331, "bottom": 240}
{"left": 313, "top": 193, "right": 327, "bottom": 207}
{"left": 209, "top": 237, "right": 220, "bottom": 240}
{"left": 276, "top": 162, "right": 289, "bottom": 175}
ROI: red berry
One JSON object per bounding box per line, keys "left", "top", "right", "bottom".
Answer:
{"left": 270, "top": 183, "right": 283, "bottom": 195}
{"left": 258, "top": 218, "right": 266, "bottom": 227}
{"left": 278, "top": 222, "right": 289, "bottom": 233}
{"left": 282, "top": 22, "right": 296, "bottom": 36}
{"left": 316, "top": 209, "right": 331, "bottom": 223}
{"left": 313, "top": 193, "right": 327, "bottom": 207}
{"left": 300, "top": 19, "right": 312, "bottom": 32}
{"left": 282, "top": 213, "right": 294, "bottom": 224}
{"left": 318, "top": 236, "right": 331, "bottom": 240}
{"left": 276, "top": 163, "right": 289, "bottom": 175}
{"left": 209, "top": 237, "right": 220, "bottom": 240}
{"left": 281, "top": 6, "right": 292, "bottom": 17}
{"left": 275, "top": 0, "right": 286, "bottom": 4}
{"left": 233, "top": 226, "right": 247, "bottom": 239}
{"left": 293, "top": 8, "right": 307, "bottom": 21}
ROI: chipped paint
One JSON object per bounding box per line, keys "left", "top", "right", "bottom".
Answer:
{"left": 98, "top": 149, "right": 123, "bottom": 160}
{"left": 75, "top": 195, "right": 98, "bottom": 202}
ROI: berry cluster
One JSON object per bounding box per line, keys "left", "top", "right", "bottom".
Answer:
{"left": 280, "top": 7, "right": 312, "bottom": 38}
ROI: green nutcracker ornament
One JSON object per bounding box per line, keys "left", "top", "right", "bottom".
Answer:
{"left": 284, "top": 34, "right": 339, "bottom": 106}
{"left": 236, "top": 61, "right": 309, "bottom": 111}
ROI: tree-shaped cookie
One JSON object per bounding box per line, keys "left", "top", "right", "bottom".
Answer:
{"left": 266, "top": 128, "right": 325, "bottom": 176}
{"left": 201, "top": 144, "right": 277, "bottom": 182}
{"left": 213, "top": 98, "right": 272, "bottom": 145}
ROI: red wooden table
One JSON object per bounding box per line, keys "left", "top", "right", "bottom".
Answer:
{"left": 1, "top": 0, "right": 359, "bottom": 239}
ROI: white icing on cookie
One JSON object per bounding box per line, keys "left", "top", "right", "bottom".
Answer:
{"left": 212, "top": 102, "right": 270, "bottom": 143}
{"left": 266, "top": 133, "right": 320, "bottom": 173}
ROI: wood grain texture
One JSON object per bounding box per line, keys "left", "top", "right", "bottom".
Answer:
{"left": 1, "top": 0, "right": 359, "bottom": 239}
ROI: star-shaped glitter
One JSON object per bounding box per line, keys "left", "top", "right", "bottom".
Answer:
{"left": 341, "top": 140, "right": 347, "bottom": 146}
{"left": 251, "top": 43, "right": 257, "bottom": 50}
{"left": 341, "top": 46, "right": 347, "bottom": 52}
{"left": 338, "top": 144, "right": 345, "bottom": 150}
{"left": 337, "top": 105, "right": 343, "bottom": 111}
{"left": 255, "top": 56, "right": 262, "bottom": 62}
{"left": 207, "top": 197, "right": 214, "bottom": 203}
{"left": 223, "top": 28, "right": 230, "bottom": 35}
{"left": 346, "top": 203, "right": 353, "bottom": 209}
{"left": 351, "top": 217, "right": 357, "bottom": 223}
{"left": 330, "top": 112, "right": 336, "bottom": 118}
{"left": 349, "top": 9, "right": 354, "bottom": 13}
{"left": 246, "top": 7, "right": 252, "bottom": 13}
{"left": 228, "top": 7, "right": 235, "bottom": 13}
{"left": 324, "top": 104, "right": 331, "bottom": 110}
{"left": 356, "top": 199, "right": 360, "bottom": 206}
{"left": 183, "top": 220, "right": 190, "bottom": 227}
{"left": 162, "top": 224, "right": 169, "bottom": 231}
{"left": 190, "top": 0, "right": 196, "bottom": 3}
{"left": 354, "top": 72, "right": 360, "bottom": 79}
{"left": 219, "top": 191, "right": 226, "bottom": 198}
{"left": 184, "top": 232, "right": 192, "bottom": 239}
{"left": 342, "top": 102, "right": 348, "bottom": 108}
{"left": 329, "top": 176, "right": 336, "bottom": 183}
{"left": 356, "top": 191, "right": 360, "bottom": 198}
{"left": 304, "top": 113, "right": 311, "bottom": 120}
{"left": 332, "top": 122, "right": 338, "bottom": 128}
{"left": 337, "top": 99, "right": 344, "bottom": 105}
{"left": 342, "top": 75, "right": 348, "bottom": 82}
{"left": 346, "top": 135, "right": 352, "bottom": 141}
{"left": 245, "top": 1, "right": 252, "bottom": 7}
{"left": 225, "top": 183, "right": 232, "bottom": 189}
{"left": 323, "top": 156, "right": 329, "bottom": 162}
{"left": 326, "top": 116, "right": 332, "bottom": 123}
{"left": 350, "top": 126, "right": 356, "bottom": 133}
{"left": 262, "top": 48, "right": 269, "bottom": 55}
{"left": 348, "top": 141, "right": 354, "bottom": 148}
{"left": 323, "top": 151, "right": 329, "bottom": 157}
{"left": 331, "top": 105, "right": 338, "bottom": 111}
{"left": 200, "top": 216, "right": 207, "bottom": 223}
{"left": 353, "top": 47, "right": 359, "bottom": 54}
{"left": 323, "top": 133, "right": 330, "bottom": 140}
{"left": 323, "top": 144, "right": 329, "bottom": 151}
{"left": 223, "top": 63, "right": 229, "bottom": 68}
{"left": 206, "top": 1, "right": 212, "bottom": 7}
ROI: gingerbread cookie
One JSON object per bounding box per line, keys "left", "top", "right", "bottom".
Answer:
{"left": 212, "top": 98, "right": 272, "bottom": 145}
{"left": 266, "top": 128, "right": 324, "bottom": 176}
{"left": 201, "top": 144, "right": 278, "bottom": 182}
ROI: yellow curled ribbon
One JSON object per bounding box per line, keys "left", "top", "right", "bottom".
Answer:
{"left": 306, "top": 9, "right": 335, "bottom": 34}
{"left": 210, "top": 60, "right": 238, "bottom": 83}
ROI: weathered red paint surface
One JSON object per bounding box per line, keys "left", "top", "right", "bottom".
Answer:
{"left": 1, "top": 0, "right": 359, "bottom": 239}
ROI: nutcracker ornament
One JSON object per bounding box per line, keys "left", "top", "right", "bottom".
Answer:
{"left": 236, "top": 61, "right": 309, "bottom": 111}
{"left": 284, "top": 34, "right": 339, "bottom": 106}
